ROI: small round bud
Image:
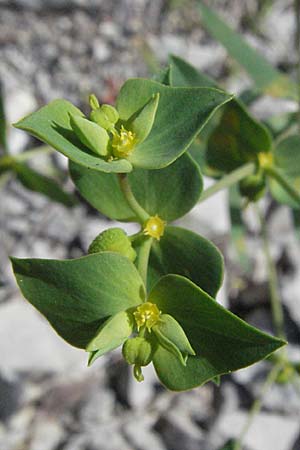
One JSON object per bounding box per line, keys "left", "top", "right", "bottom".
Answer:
{"left": 88, "top": 228, "right": 136, "bottom": 262}
{"left": 239, "top": 174, "right": 266, "bottom": 201}
{"left": 122, "top": 337, "right": 153, "bottom": 367}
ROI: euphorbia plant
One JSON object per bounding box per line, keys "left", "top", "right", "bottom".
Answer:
{"left": 11, "top": 75, "right": 285, "bottom": 391}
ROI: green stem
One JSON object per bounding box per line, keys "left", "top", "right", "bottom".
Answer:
{"left": 15, "top": 145, "right": 54, "bottom": 162}
{"left": 233, "top": 361, "right": 283, "bottom": 450}
{"left": 118, "top": 173, "right": 150, "bottom": 224}
{"left": 198, "top": 162, "right": 256, "bottom": 204}
{"left": 257, "top": 205, "right": 286, "bottom": 341}
{"left": 266, "top": 166, "right": 300, "bottom": 207}
{"left": 0, "top": 171, "right": 11, "bottom": 189}
{"left": 137, "top": 237, "right": 153, "bottom": 287}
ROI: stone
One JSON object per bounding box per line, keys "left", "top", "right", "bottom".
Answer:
{"left": 0, "top": 298, "right": 85, "bottom": 377}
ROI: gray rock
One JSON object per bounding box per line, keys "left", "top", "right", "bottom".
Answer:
{"left": 215, "top": 410, "right": 300, "bottom": 450}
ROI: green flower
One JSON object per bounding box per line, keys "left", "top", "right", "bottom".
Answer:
{"left": 206, "top": 100, "right": 300, "bottom": 207}
{"left": 14, "top": 78, "right": 232, "bottom": 173}
{"left": 69, "top": 93, "right": 159, "bottom": 162}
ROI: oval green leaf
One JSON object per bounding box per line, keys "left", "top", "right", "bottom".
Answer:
{"left": 150, "top": 275, "right": 285, "bottom": 391}
{"left": 117, "top": 78, "right": 233, "bottom": 169}
{"left": 14, "top": 99, "right": 132, "bottom": 173}
{"left": 69, "top": 152, "right": 203, "bottom": 222}
{"left": 146, "top": 226, "right": 224, "bottom": 296}
{"left": 11, "top": 253, "right": 145, "bottom": 349}
{"left": 206, "top": 99, "right": 272, "bottom": 173}
{"left": 169, "top": 54, "right": 217, "bottom": 88}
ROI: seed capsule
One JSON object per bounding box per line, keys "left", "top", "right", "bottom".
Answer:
{"left": 88, "top": 228, "right": 136, "bottom": 262}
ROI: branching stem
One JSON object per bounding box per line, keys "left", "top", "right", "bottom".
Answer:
{"left": 256, "top": 205, "right": 286, "bottom": 341}
{"left": 266, "top": 166, "right": 300, "bottom": 207}
{"left": 198, "top": 162, "right": 255, "bottom": 204}
{"left": 118, "top": 173, "right": 150, "bottom": 224}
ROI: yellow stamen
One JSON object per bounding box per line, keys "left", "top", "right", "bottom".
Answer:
{"left": 133, "top": 302, "right": 161, "bottom": 331}
{"left": 258, "top": 152, "right": 274, "bottom": 169}
{"left": 112, "top": 125, "right": 136, "bottom": 158}
{"left": 143, "top": 215, "right": 166, "bottom": 240}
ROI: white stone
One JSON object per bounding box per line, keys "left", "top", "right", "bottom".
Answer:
{"left": 0, "top": 298, "right": 85, "bottom": 378}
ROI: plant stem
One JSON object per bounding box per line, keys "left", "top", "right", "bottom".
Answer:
{"left": 0, "top": 171, "right": 11, "bottom": 189}
{"left": 234, "top": 206, "right": 288, "bottom": 450}
{"left": 137, "top": 237, "right": 153, "bottom": 288}
{"left": 198, "top": 162, "right": 255, "bottom": 204}
{"left": 233, "top": 361, "right": 283, "bottom": 450}
{"left": 15, "top": 145, "right": 54, "bottom": 162}
{"left": 257, "top": 205, "right": 286, "bottom": 341}
{"left": 266, "top": 166, "right": 300, "bottom": 207}
{"left": 118, "top": 173, "right": 150, "bottom": 224}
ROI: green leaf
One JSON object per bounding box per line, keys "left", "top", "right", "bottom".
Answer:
{"left": 14, "top": 99, "right": 132, "bottom": 173}
{"left": 69, "top": 114, "right": 109, "bottom": 156}
{"left": 217, "top": 440, "right": 236, "bottom": 450}
{"left": 69, "top": 152, "right": 203, "bottom": 222}
{"left": 153, "top": 66, "right": 171, "bottom": 85}
{"left": 264, "top": 112, "right": 297, "bottom": 139}
{"left": 13, "top": 162, "right": 76, "bottom": 207}
{"left": 147, "top": 226, "right": 223, "bottom": 296}
{"left": 206, "top": 99, "right": 272, "bottom": 173}
{"left": 269, "top": 172, "right": 300, "bottom": 209}
{"left": 126, "top": 93, "right": 159, "bottom": 144}
{"left": 117, "top": 78, "right": 233, "bottom": 169}
{"left": 169, "top": 54, "right": 217, "bottom": 88}
{"left": 269, "top": 135, "right": 300, "bottom": 209}
{"left": 11, "top": 253, "right": 145, "bottom": 348}
{"left": 197, "top": 1, "right": 297, "bottom": 99}
{"left": 86, "top": 310, "right": 134, "bottom": 357}
{"left": 273, "top": 135, "right": 300, "bottom": 178}
{"left": 0, "top": 80, "right": 8, "bottom": 153}
{"left": 292, "top": 209, "right": 300, "bottom": 241}
{"left": 153, "top": 314, "right": 195, "bottom": 366}
{"left": 150, "top": 275, "right": 285, "bottom": 391}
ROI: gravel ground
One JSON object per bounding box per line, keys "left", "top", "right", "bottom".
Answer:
{"left": 0, "top": 1, "right": 300, "bottom": 449}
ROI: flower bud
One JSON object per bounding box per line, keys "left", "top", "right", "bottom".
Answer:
{"left": 239, "top": 174, "right": 266, "bottom": 201}
{"left": 88, "top": 228, "right": 136, "bottom": 262}
{"left": 122, "top": 336, "right": 153, "bottom": 367}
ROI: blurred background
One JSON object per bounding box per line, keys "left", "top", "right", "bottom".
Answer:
{"left": 0, "top": 1, "right": 300, "bottom": 449}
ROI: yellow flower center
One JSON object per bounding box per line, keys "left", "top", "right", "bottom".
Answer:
{"left": 112, "top": 125, "right": 136, "bottom": 157}
{"left": 143, "top": 215, "right": 166, "bottom": 240}
{"left": 133, "top": 302, "right": 161, "bottom": 331}
{"left": 258, "top": 152, "right": 274, "bottom": 169}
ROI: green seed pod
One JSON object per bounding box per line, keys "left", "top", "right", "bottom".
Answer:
{"left": 239, "top": 174, "right": 266, "bottom": 201}
{"left": 101, "top": 104, "right": 119, "bottom": 125}
{"left": 122, "top": 337, "right": 153, "bottom": 367}
{"left": 88, "top": 228, "right": 136, "bottom": 262}
{"left": 69, "top": 113, "right": 109, "bottom": 156}
{"left": 89, "top": 93, "right": 100, "bottom": 111}
{"left": 90, "top": 104, "right": 119, "bottom": 131}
